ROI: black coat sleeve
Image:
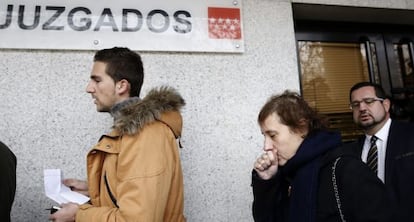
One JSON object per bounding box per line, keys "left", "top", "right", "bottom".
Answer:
{"left": 251, "top": 170, "right": 288, "bottom": 222}
{"left": 335, "top": 156, "right": 393, "bottom": 222}
{"left": 0, "top": 141, "right": 16, "bottom": 222}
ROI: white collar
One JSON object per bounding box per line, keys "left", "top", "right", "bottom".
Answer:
{"left": 366, "top": 118, "right": 392, "bottom": 142}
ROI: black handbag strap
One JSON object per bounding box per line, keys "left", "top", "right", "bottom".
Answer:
{"left": 332, "top": 157, "right": 346, "bottom": 222}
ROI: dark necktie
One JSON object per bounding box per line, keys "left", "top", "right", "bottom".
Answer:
{"left": 367, "top": 136, "right": 378, "bottom": 174}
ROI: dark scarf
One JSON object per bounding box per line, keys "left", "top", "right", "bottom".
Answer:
{"left": 281, "top": 130, "right": 342, "bottom": 222}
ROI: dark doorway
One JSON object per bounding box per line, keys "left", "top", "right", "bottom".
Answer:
{"left": 293, "top": 4, "right": 414, "bottom": 141}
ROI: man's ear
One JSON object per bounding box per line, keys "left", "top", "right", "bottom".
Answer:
{"left": 383, "top": 98, "right": 391, "bottom": 112}
{"left": 116, "top": 79, "right": 130, "bottom": 95}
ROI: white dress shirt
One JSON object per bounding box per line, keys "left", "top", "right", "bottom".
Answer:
{"left": 361, "top": 118, "right": 391, "bottom": 183}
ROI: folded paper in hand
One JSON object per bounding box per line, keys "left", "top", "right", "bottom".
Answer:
{"left": 44, "top": 169, "right": 89, "bottom": 205}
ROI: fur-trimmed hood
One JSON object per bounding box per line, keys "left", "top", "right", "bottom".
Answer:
{"left": 111, "top": 86, "right": 185, "bottom": 136}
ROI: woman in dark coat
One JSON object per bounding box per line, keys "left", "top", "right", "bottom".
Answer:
{"left": 251, "top": 90, "right": 392, "bottom": 222}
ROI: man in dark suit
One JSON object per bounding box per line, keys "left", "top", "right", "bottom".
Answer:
{"left": 349, "top": 82, "right": 414, "bottom": 221}
{"left": 0, "top": 141, "right": 16, "bottom": 222}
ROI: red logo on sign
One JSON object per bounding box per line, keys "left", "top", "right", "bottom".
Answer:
{"left": 208, "top": 7, "right": 241, "bottom": 39}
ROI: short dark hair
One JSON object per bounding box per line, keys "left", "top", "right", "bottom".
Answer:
{"left": 94, "top": 47, "right": 144, "bottom": 97}
{"left": 349, "top": 82, "right": 388, "bottom": 102}
{"left": 258, "top": 90, "right": 326, "bottom": 135}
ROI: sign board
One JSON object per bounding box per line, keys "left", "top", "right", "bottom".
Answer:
{"left": 0, "top": 0, "right": 244, "bottom": 52}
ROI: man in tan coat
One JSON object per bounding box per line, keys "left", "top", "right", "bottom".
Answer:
{"left": 50, "top": 47, "right": 186, "bottom": 222}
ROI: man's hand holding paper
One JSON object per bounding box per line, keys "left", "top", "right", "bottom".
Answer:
{"left": 44, "top": 169, "right": 89, "bottom": 205}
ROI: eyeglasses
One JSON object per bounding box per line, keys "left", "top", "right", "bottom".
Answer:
{"left": 349, "top": 98, "right": 384, "bottom": 110}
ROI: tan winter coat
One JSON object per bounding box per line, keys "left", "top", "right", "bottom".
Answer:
{"left": 76, "top": 87, "right": 186, "bottom": 222}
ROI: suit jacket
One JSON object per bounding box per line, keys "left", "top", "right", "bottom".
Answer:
{"left": 349, "top": 120, "right": 414, "bottom": 221}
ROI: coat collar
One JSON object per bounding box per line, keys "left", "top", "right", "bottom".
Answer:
{"left": 110, "top": 86, "right": 185, "bottom": 136}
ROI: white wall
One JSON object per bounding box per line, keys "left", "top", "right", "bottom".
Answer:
{"left": 2, "top": 0, "right": 412, "bottom": 221}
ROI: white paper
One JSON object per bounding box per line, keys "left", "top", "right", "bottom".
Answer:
{"left": 44, "top": 169, "right": 90, "bottom": 205}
